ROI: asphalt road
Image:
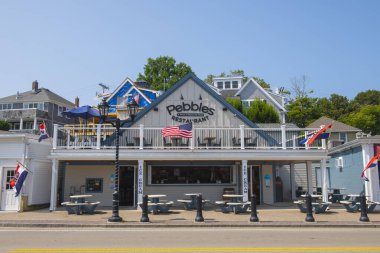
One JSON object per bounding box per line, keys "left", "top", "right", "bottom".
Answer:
{"left": 1, "top": 227, "right": 380, "bottom": 253}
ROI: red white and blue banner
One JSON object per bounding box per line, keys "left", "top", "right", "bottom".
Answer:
{"left": 38, "top": 123, "right": 49, "bottom": 142}
{"left": 361, "top": 154, "right": 380, "bottom": 182}
{"left": 300, "top": 124, "right": 332, "bottom": 145}
{"left": 13, "top": 162, "right": 29, "bottom": 197}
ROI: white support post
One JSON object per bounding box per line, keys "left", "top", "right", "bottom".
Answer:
{"left": 49, "top": 159, "right": 58, "bottom": 211}
{"left": 290, "top": 163, "right": 296, "bottom": 200}
{"left": 52, "top": 124, "right": 58, "bottom": 149}
{"left": 305, "top": 131, "right": 309, "bottom": 150}
{"left": 322, "top": 138, "right": 327, "bottom": 150}
{"left": 66, "top": 129, "right": 70, "bottom": 149}
{"left": 281, "top": 124, "right": 286, "bottom": 150}
{"left": 33, "top": 117, "right": 37, "bottom": 132}
{"left": 139, "top": 124, "right": 144, "bottom": 150}
{"left": 240, "top": 125, "right": 245, "bottom": 149}
{"left": 242, "top": 160, "right": 248, "bottom": 202}
{"left": 96, "top": 124, "right": 101, "bottom": 149}
{"left": 306, "top": 161, "right": 313, "bottom": 194}
{"left": 321, "top": 158, "right": 328, "bottom": 202}
{"left": 137, "top": 160, "right": 144, "bottom": 209}
{"left": 19, "top": 118, "right": 23, "bottom": 130}
{"left": 362, "top": 144, "right": 375, "bottom": 201}
{"left": 190, "top": 126, "right": 194, "bottom": 150}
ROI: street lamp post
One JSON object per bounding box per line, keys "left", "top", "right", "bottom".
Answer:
{"left": 98, "top": 97, "right": 138, "bottom": 222}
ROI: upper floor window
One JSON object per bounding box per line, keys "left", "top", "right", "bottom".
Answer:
{"left": 22, "top": 102, "right": 47, "bottom": 111}
{"left": 217, "top": 82, "right": 223, "bottom": 89}
{"left": 339, "top": 132, "right": 347, "bottom": 143}
{"left": 232, "top": 81, "right": 239, "bottom": 88}
{"left": 0, "top": 103, "right": 12, "bottom": 110}
{"left": 58, "top": 105, "right": 66, "bottom": 117}
{"left": 225, "top": 81, "right": 231, "bottom": 89}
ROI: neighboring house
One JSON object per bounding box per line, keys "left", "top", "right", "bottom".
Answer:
{"left": 102, "top": 77, "right": 160, "bottom": 120}
{"left": 327, "top": 136, "right": 380, "bottom": 203}
{"left": 49, "top": 73, "right": 328, "bottom": 211}
{"left": 0, "top": 131, "right": 52, "bottom": 211}
{"left": 0, "top": 81, "right": 76, "bottom": 136}
{"left": 307, "top": 116, "right": 363, "bottom": 148}
{"left": 211, "top": 76, "right": 287, "bottom": 123}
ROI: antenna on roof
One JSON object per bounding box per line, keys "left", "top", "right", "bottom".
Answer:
{"left": 98, "top": 83, "right": 110, "bottom": 93}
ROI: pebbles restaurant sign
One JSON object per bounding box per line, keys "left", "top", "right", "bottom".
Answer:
{"left": 166, "top": 101, "right": 215, "bottom": 123}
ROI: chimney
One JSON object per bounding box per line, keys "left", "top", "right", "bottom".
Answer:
{"left": 32, "top": 80, "right": 39, "bottom": 92}
{"left": 75, "top": 97, "right": 80, "bottom": 107}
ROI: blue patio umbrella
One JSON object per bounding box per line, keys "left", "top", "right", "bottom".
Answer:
{"left": 62, "top": 106, "right": 100, "bottom": 138}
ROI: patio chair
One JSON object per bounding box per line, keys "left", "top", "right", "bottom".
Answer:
{"left": 163, "top": 137, "right": 172, "bottom": 147}
{"left": 143, "top": 137, "right": 153, "bottom": 148}
{"left": 125, "top": 137, "right": 134, "bottom": 147}
{"left": 245, "top": 137, "right": 257, "bottom": 148}
{"left": 232, "top": 137, "right": 241, "bottom": 147}
{"left": 213, "top": 138, "right": 222, "bottom": 147}
{"left": 197, "top": 137, "right": 207, "bottom": 147}
{"left": 180, "top": 139, "right": 189, "bottom": 147}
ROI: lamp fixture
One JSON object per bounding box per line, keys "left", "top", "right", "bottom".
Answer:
{"left": 180, "top": 94, "right": 184, "bottom": 100}
{"left": 199, "top": 94, "right": 202, "bottom": 100}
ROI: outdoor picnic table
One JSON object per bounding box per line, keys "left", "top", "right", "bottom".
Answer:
{"left": 70, "top": 194, "right": 93, "bottom": 203}
{"left": 220, "top": 194, "right": 249, "bottom": 214}
{"left": 147, "top": 194, "right": 172, "bottom": 214}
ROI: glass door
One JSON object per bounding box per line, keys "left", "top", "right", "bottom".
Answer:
{"left": 1, "top": 168, "right": 19, "bottom": 211}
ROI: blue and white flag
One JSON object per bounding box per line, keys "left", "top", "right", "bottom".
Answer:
{"left": 13, "top": 163, "right": 28, "bottom": 197}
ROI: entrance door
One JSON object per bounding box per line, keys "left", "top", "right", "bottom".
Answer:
{"left": 119, "top": 166, "right": 135, "bottom": 206}
{"left": 249, "top": 166, "right": 261, "bottom": 204}
{"left": 1, "top": 168, "right": 19, "bottom": 211}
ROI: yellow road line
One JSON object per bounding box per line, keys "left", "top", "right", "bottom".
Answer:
{"left": 9, "top": 247, "right": 380, "bottom": 252}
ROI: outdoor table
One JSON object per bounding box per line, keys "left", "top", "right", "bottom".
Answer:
{"left": 204, "top": 137, "right": 216, "bottom": 146}
{"left": 147, "top": 194, "right": 167, "bottom": 214}
{"left": 70, "top": 194, "right": 93, "bottom": 203}
{"left": 300, "top": 194, "right": 322, "bottom": 201}
{"left": 184, "top": 193, "right": 201, "bottom": 209}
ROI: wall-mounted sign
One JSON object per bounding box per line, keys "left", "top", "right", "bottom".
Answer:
{"left": 166, "top": 101, "right": 215, "bottom": 124}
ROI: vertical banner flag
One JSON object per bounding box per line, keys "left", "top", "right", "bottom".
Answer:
{"left": 301, "top": 124, "right": 333, "bottom": 145}
{"left": 13, "top": 162, "right": 29, "bottom": 197}
{"left": 133, "top": 94, "right": 140, "bottom": 106}
{"left": 161, "top": 122, "right": 192, "bottom": 138}
{"left": 38, "top": 122, "right": 49, "bottom": 142}
{"left": 361, "top": 154, "right": 380, "bottom": 181}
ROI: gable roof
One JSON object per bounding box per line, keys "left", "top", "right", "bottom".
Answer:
{"left": 307, "top": 116, "right": 361, "bottom": 132}
{"left": 235, "top": 78, "right": 287, "bottom": 112}
{"left": 0, "top": 88, "right": 75, "bottom": 106}
{"left": 130, "top": 73, "right": 258, "bottom": 128}
{"left": 106, "top": 77, "right": 152, "bottom": 105}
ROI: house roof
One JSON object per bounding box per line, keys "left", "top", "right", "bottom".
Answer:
{"left": 328, "top": 135, "right": 380, "bottom": 155}
{"left": 235, "top": 78, "right": 287, "bottom": 112}
{"left": 129, "top": 73, "right": 258, "bottom": 128}
{"left": 307, "top": 116, "right": 361, "bottom": 132}
{"left": 0, "top": 88, "right": 75, "bottom": 106}
{"left": 220, "top": 89, "right": 239, "bottom": 98}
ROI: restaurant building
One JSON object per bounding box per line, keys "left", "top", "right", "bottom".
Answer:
{"left": 49, "top": 73, "right": 329, "bottom": 210}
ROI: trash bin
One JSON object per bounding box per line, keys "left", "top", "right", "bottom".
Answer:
{"left": 275, "top": 177, "right": 283, "bottom": 202}
{"left": 222, "top": 188, "right": 235, "bottom": 201}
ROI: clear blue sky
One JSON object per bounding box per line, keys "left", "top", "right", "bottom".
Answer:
{"left": 1, "top": 0, "right": 379, "bottom": 106}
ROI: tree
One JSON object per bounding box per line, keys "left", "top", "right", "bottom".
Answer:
{"left": 286, "top": 96, "right": 321, "bottom": 127}
{"left": 343, "top": 105, "right": 380, "bottom": 135}
{"left": 316, "top": 94, "right": 355, "bottom": 120}
{"left": 291, "top": 75, "right": 313, "bottom": 99}
{"left": 252, "top": 77, "right": 270, "bottom": 89}
{"left": 353, "top": 90, "right": 380, "bottom": 106}
{"left": 244, "top": 100, "right": 280, "bottom": 123}
{"left": 0, "top": 120, "right": 10, "bottom": 131}
{"left": 137, "top": 56, "right": 193, "bottom": 91}
{"left": 226, "top": 98, "right": 242, "bottom": 113}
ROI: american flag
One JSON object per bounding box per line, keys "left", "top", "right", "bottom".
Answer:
{"left": 161, "top": 122, "right": 192, "bottom": 138}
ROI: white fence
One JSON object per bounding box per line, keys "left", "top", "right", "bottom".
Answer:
{"left": 53, "top": 124, "right": 323, "bottom": 150}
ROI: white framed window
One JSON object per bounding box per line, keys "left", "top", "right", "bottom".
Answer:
{"left": 225, "top": 81, "right": 231, "bottom": 89}
{"left": 339, "top": 132, "right": 347, "bottom": 143}
{"left": 335, "top": 157, "right": 344, "bottom": 169}
{"left": 232, "top": 81, "right": 239, "bottom": 88}
{"left": 217, "top": 82, "right": 223, "bottom": 89}
{"left": 58, "top": 105, "right": 64, "bottom": 117}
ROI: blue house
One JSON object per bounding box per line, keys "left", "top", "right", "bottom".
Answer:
{"left": 104, "top": 77, "right": 160, "bottom": 120}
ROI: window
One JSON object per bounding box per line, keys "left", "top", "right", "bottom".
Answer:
{"left": 86, "top": 178, "right": 103, "bottom": 192}
{"left": 335, "top": 157, "right": 344, "bottom": 169}
{"left": 150, "top": 165, "right": 233, "bottom": 185}
{"left": 1, "top": 103, "right": 12, "bottom": 110}
{"left": 58, "top": 106, "right": 64, "bottom": 117}
{"left": 217, "top": 82, "right": 223, "bottom": 89}
{"left": 232, "top": 81, "right": 239, "bottom": 88}
{"left": 225, "top": 81, "right": 231, "bottom": 89}
{"left": 339, "top": 132, "right": 347, "bottom": 143}
{"left": 6, "top": 170, "right": 15, "bottom": 190}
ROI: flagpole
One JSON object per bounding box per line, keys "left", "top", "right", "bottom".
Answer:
{"left": 16, "top": 161, "right": 32, "bottom": 173}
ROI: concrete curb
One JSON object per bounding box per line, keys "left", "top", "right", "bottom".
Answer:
{"left": 1, "top": 221, "right": 379, "bottom": 228}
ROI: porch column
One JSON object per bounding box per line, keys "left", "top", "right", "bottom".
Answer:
{"left": 306, "top": 161, "right": 313, "bottom": 194}
{"left": 281, "top": 124, "right": 286, "bottom": 149}
{"left": 321, "top": 158, "right": 328, "bottom": 202}
{"left": 241, "top": 160, "right": 248, "bottom": 202}
{"left": 137, "top": 160, "right": 144, "bottom": 208}
{"left": 19, "top": 118, "right": 23, "bottom": 130}
{"left": 290, "top": 163, "right": 296, "bottom": 200}
{"left": 33, "top": 117, "right": 37, "bottom": 131}
{"left": 49, "top": 159, "right": 58, "bottom": 211}
{"left": 362, "top": 144, "right": 375, "bottom": 201}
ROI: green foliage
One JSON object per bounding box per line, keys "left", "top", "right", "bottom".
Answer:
{"left": 353, "top": 90, "right": 380, "bottom": 106}
{"left": 343, "top": 105, "right": 380, "bottom": 135}
{"left": 316, "top": 94, "right": 355, "bottom": 120}
{"left": 252, "top": 77, "right": 271, "bottom": 89}
{"left": 226, "top": 98, "right": 242, "bottom": 113}
{"left": 244, "top": 100, "right": 280, "bottom": 123}
{"left": 286, "top": 97, "right": 321, "bottom": 127}
{"left": 0, "top": 120, "right": 10, "bottom": 131}
{"left": 137, "top": 56, "right": 193, "bottom": 91}
{"left": 204, "top": 74, "right": 214, "bottom": 85}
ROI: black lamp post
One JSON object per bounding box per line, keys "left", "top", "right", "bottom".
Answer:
{"left": 98, "top": 97, "right": 138, "bottom": 222}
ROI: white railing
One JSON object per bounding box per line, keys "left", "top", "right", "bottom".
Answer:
{"left": 53, "top": 124, "right": 323, "bottom": 150}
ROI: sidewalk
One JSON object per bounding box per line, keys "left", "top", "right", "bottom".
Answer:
{"left": 0, "top": 204, "right": 379, "bottom": 228}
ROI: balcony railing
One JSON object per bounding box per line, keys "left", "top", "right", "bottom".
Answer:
{"left": 52, "top": 124, "right": 325, "bottom": 150}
